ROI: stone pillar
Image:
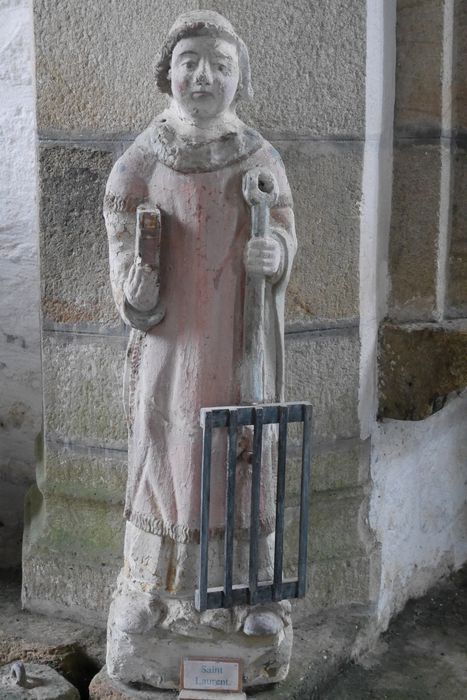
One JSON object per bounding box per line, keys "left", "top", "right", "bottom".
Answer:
{"left": 23, "top": 0, "right": 375, "bottom": 626}
{"left": 379, "top": 0, "right": 467, "bottom": 414}
{"left": 0, "top": 0, "right": 42, "bottom": 568}
{"left": 447, "top": 0, "right": 467, "bottom": 317}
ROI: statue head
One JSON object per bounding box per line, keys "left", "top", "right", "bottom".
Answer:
{"left": 156, "top": 11, "right": 253, "bottom": 120}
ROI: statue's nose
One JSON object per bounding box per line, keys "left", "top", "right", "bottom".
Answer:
{"left": 194, "top": 58, "right": 212, "bottom": 85}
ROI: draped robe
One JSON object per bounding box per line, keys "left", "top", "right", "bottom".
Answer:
{"left": 104, "top": 113, "right": 297, "bottom": 546}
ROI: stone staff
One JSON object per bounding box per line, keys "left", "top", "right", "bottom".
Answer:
{"left": 242, "top": 167, "right": 279, "bottom": 404}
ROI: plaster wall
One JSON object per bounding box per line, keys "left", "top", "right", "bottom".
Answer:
{"left": 0, "top": 0, "right": 41, "bottom": 567}
{"left": 370, "top": 392, "right": 467, "bottom": 630}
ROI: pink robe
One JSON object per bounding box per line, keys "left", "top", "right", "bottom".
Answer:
{"left": 104, "top": 115, "right": 296, "bottom": 544}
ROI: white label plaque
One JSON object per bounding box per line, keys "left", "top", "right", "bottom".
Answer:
{"left": 181, "top": 658, "right": 242, "bottom": 692}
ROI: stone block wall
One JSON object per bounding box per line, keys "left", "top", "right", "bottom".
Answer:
{"left": 0, "top": 0, "right": 42, "bottom": 568}
{"left": 373, "top": 0, "right": 467, "bottom": 627}
{"left": 380, "top": 0, "right": 467, "bottom": 419}
{"left": 23, "top": 0, "right": 376, "bottom": 623}
{"left": 447, "top": 0, "right": 467, "bottom": 317}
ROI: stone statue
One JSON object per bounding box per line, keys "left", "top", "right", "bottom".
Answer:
{"left": 103, "top": 10, "right": 297, "bottom": 691}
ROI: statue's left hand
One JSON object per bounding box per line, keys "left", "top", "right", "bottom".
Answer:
{"left": 124, "top": 262, "right": 160, "bottom": 312}
{"left": 244, "top": 236, "right": 282, "bottom": 277}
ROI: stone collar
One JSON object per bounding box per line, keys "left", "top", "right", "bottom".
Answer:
{"left": 150, "top": 114, "right": 263, "bottom": 173}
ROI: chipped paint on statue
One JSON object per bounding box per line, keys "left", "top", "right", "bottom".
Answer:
{"left": 104, "top": 11, "right": 297, "bottom": 690}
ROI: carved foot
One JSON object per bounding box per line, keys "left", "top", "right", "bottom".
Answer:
{"left": 111, "top": 591, "right": 167, "bottom": 634}
{"left": 243, "top": 609, "right": 283, "bottom": 636}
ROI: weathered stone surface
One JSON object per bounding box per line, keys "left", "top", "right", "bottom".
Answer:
{"left": 201, "top": 0, "right": 366, "bottom": 137}
{"left": 22, "top": 483, "right": 124, "bottom": 625}
{"left": 310, "top": 491, "right": 370, "bottom": 562}
{"left": 107, "top": 585, "right": 292, "bottom": 689}
{"left": 453, "top": 0, "right": 467, "bottom": 133}
{"left": 286, "top": 439, "right": 368, "bottom": 499}
{"left": 34, "top": 0, "right": 195, "bottom": 134}
{"left": 34, "top": 0, "right": 365, "bottom": 137}
{"left": 446, "top": 147, "right": 467, "bottom": 317}
{"left": 378, "top": 321, "right": 467, "bottom": 420}
{"left": 277, "top": 140, "right": 362, "bottom": 326}
{"left": 38, "top": 443, "right": 127, "bottom": 505}
{"left": 303, "top": 556, "right": 373, "bottom": 612}
{"left": 90, "top": 598, "right": 371, "bottom": 699}
{"left": 0, "top": 335, "right": 41, "bottom": 470}
{"left": 312, "top": 440, "right": 369, "bottom": 493}
{"left": 285, "top": 330, "right": 360, "bottom": 442}
{"left": 284, "top": 490, "right": 369, "bottom": 569}
{"left": 39, "top": 145, "right": 121, "bottom": 328}
{"left": 0, "top": 662, "right": 79, "bottom": 699}
{"left": 42, "top": 333, "right": 127, "bottom": 448}
{"left": 394, "top": 0, "right": 444, "bottom": 136}
{"left": 0, "top": 570, "right": 104, "bottom": 697}
{"left": 22, "top": 545, "right": 123, "bottom": 627}
{"left": 0, "top": 0, "right": 42, "bottom": 567}
{"left": 90, "top": 667, "right": 177, "bottom": 699}
{"left": 0, "top": 480, "right": 30, "bottom": 568}
{"left": 26, "top": 492, "right": 124, "bottom": 559}
{"left": 388, "top": 143, "right": 441, "bottom": 321}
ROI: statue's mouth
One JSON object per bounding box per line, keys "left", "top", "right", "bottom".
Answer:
{"left": 191, "top": 90, "right": 214, "bottom": 98}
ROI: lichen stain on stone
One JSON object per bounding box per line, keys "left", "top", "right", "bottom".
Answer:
{"left": 378, "top": 321, "right": 467, "bottom": 420}
{"left": 0, "top": 402, "right": 28, "bottom": 429}
{"left": 45, "top": 500, "right": 124, "bottom": 555}
{"left": 3, "top": 331, "right": 27, "bottom": 348}
{"left": 42, "top": 296, "right": 117, "bottom": 324}
{"left": 286, "top": 285, "right": 316, "bottom": 318}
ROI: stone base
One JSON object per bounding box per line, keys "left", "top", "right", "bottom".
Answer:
{"left": 1, "top": 570, "right": 373, "bottom": 700}
{"left": 89, "top": 668, "right": 249, "bottom": 699}
{"left": 89, "top": 667, "right": 177, "bottom": 699}
{"left": 106, "top": 576, "right": 292, "bottom": 690}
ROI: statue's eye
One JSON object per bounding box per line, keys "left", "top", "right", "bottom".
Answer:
{"left": 184, "top": 61, "right": 196, "bottom": 70}
{"left": 218, "top": 64, "right": 227, "bottom": 73}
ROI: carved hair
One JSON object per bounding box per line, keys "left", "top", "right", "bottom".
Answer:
{"left": 155, "top": 10, "right": 253, "bottom": 101}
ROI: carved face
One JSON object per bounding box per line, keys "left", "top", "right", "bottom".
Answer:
{"left": 170, "top": 35, "right": 240, "bottom": 120}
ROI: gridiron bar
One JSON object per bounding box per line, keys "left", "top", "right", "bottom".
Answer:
{"left": 273, "top": 404, "right": 288, "bottom": 601}
{"left": 202, "top": 579, "right": 300, "bottom": 610}
{"left": 224, "top": 409, "right": 238, "bottom": 607}
{"left": 196, "top": 402, "right": 312, "bottom": 613}
{"left": 248, "top": 407, "right": 263, "bottom": 605}
{"left": 200, "top": 402, "right": 306, "bottom": 428}
{"left": 298, "top": 403, "right": 313, "bottom": 597}
{"left": 198, "top": 410, "right": 213, "bottom": 613}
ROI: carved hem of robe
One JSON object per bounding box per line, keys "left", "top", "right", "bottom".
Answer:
{"left": 124, "top": 507, "right": 277, "bottom": 545}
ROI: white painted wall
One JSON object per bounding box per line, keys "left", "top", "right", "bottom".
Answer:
{"left": 370, "top": 392, "right": 467, "bottom": 629}
{"left": 0, "top": 0, "right": 42, "bottom": 567}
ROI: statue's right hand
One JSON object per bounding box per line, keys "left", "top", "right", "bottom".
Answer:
{"left": 124, "top": 261, "right": 160, "bottom": 312}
